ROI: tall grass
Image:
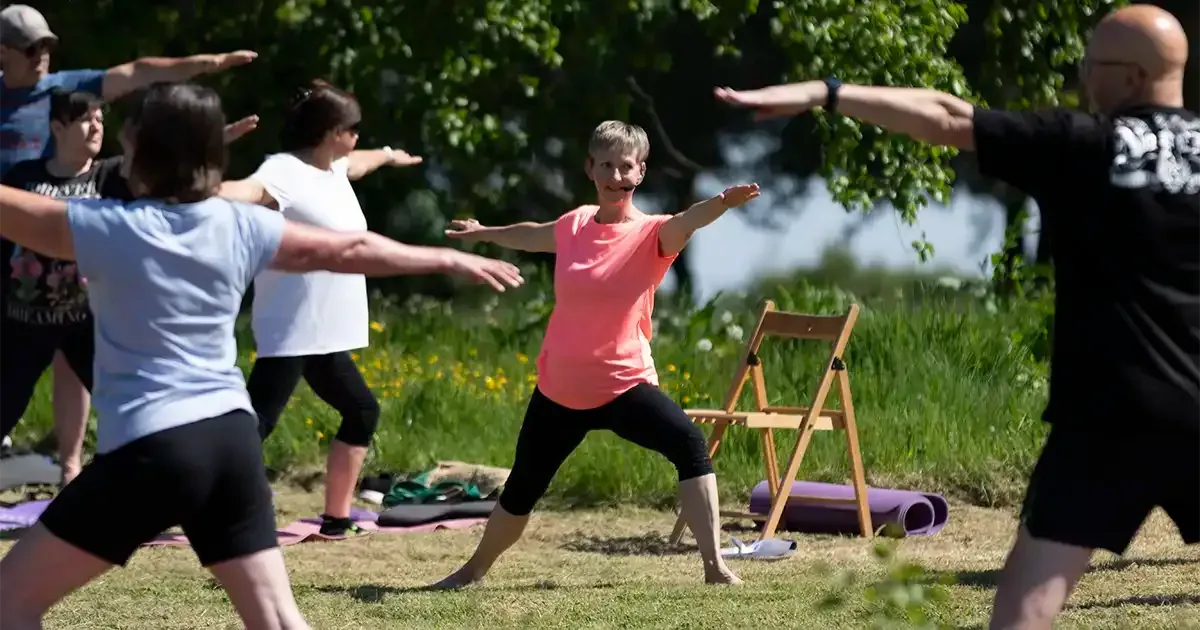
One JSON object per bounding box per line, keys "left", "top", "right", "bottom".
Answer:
{"left": 11, "top": 256, "right": 1056, "bottom": 510}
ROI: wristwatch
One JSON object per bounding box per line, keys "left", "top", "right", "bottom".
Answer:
{"left": 822, "top": 76, "right": 843, "bottom": 114}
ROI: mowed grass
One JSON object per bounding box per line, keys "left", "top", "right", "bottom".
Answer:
{"left": 12, "top": 264, "right": 1057, "bottom": 510}
{"left": 4, "top": 487, "right": 1197, "bottom": 629}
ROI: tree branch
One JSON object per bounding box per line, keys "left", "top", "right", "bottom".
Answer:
{"left": 626, "top": 75, "right": 707, "bottom": 176}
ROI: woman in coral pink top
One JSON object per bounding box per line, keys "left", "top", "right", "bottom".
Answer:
{"left": 434, "top": 121, "right": 760, "bottom": 587}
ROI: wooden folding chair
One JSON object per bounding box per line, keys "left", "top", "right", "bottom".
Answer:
{"left": 668, "top": 300, "right": 872, "bottom": 544}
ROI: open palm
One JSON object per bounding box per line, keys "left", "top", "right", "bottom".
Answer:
{"left": 720, "top": 183, "right": 761, "bottom": 208}
{"left": 445, "top": 218, "right": 486, "bottom": 241}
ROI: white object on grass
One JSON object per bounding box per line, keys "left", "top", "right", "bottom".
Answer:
{"left": 719, "top": 537, "right": 798, "bottom": 561}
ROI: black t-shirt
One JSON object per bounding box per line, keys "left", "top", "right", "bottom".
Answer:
{"left": 973, "top": 106, "right": 1200, "bottom": 434}
{"left": 0, "top": 156, "right": 131, "bottom": 326}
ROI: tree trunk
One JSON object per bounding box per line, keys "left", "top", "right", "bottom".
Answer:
{"left": 667, "top": 173, "right": 697, "bottom": 303}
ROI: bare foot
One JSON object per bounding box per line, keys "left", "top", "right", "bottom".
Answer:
{"left": 705, "top": 567, "right": 744, "bottom": 585}
{"left": 428, "top": 566, "right": 485, "bottom": 590}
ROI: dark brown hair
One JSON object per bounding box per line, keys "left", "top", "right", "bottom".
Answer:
{"left": 48, "top": 87, "right": 104, "bottom": 126}
{"left": 280, "top": 79, "right": 361, "bottom": 151}
{"left": 126, "top": 82, "right": 226, "bottom": 203}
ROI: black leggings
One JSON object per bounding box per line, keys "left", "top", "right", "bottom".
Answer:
{"left": 0, "top": 319, "right": 94, "bottom": 440}
{"left": 246, "top": 351, "right": 380, "bottom": 446}
{"left": 498, "top": 383, "right": 714, "bottom": 515}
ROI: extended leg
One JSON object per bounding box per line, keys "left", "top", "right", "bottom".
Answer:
{"left": 606, "top": 384, "right": 741, "bottom": 585}
{"left": 55, "top": 323, "right": 96, "bottom": 485}
{"left": 245, "top": 356, "right": 307, "bottom": 442}
{"left": 303, "top": 352, "right": 380, "bottom": 534}
{"left": 990, "top": 423, "right": 1149, "bottom": 629}
{"left": 430, "top": 388, "right": 588, "bottom": 589}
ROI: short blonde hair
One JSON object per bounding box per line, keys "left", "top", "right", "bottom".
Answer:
{"left": 588, "top": 120, "right": 650, "bottom": 161}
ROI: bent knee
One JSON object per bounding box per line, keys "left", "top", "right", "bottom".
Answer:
{"left": 333, "top": 397, "right": 381, "bottom": 447}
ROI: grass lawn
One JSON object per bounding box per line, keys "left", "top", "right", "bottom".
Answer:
{"left": 5, "top": 487, "right": 1197, "bottom": 629}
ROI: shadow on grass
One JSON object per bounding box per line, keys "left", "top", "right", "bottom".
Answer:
{"left": 954, "top": 556, "right": 1200, "bottom": 589}
{"left": 312, "top": 580, "right": 622, "bottom": 603}
{"left": 1069, "top": 592, "right": 1200, "bottom": 610}
{"left": 561, "top": 533, "right": 697, "bottom": 556}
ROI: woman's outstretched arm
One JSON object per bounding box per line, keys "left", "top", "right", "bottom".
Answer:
{"left": 658, "top": 183, "right": 760, "bottom": 257}
{"left": 444, "top": 218, "right": 556, "bottom": 253}
{"left": 0, "top": 185, "right": 74, "bottom": 260}
{"left": 272, "top": 220, "right": 525, "bottom": 292}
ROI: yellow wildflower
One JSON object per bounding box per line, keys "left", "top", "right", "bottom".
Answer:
{"left": 667, "top": 364, "right": 677, "bottom": 372}
{"left": 370, "top": 321, "right": 385, "bottom": 333}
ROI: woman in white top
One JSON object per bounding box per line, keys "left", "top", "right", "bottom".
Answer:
{"left": 219, "top": 80, "right": 421, "bottom": 537}
{"left": 0, "top": 82, "right": 521, "bottom": 630}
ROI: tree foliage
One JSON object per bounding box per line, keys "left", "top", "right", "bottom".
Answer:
{"left": 35, "top": 0, "right": 1190, "bottom": 297}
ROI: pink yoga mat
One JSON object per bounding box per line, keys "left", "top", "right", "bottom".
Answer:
{"left": 0, "top": 500, "right": 484, "bottom": 546}
{"left": 142, "top": 513, "right": 486, "bottom": 548}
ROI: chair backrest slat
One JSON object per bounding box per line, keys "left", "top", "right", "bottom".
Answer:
{"left": 760, "top": 311, "right": 851, "bottom": 341}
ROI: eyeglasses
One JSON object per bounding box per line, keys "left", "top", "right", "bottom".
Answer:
{"left": 23, "top": 39, "right": 55, "bottom": 57}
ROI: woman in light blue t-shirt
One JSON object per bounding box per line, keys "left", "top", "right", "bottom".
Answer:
{"left": 0, "top": 82, "right": 523, "bottom": 630}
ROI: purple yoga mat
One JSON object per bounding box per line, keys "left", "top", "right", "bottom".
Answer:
{"left": 748, "top": 481, "right": 949, "bottom": 536}
{"left": 0, "top": 499, "right": 50, "bottom": 531}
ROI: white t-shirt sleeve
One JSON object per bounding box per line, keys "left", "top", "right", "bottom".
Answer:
{"left": 249, "top": 154, "right": 295, "bottom": 208}
{"left": 234, "top": 201, "right": 287, "bottom": 283}
{"left": 65, "top": 198, "right": 122, "bottom": 283}
{"left": 330, "top": 156, "right": 351, "bottom": 177}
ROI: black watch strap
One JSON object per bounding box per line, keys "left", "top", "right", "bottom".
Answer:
{"left": 823, "top": 76, "right": 843, "bottom": 114}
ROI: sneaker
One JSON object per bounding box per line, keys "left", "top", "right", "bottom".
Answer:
{"left": 318, "top": 514, "right": 368, "bottom": 537}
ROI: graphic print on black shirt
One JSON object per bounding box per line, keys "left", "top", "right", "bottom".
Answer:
{"left": 0, "top": 156, "right": 127, "bottom": 326}
{"left": 971, "top": 106, "right": 1200, "bottom": 434}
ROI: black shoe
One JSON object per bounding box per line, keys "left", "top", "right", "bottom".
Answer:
{"left": 318, "top": 514, "right": 367, "bottom": 537}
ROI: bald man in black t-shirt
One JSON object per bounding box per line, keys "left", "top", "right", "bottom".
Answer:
{"left": 713, "top": 5, "right": 1197, "bottom": 629}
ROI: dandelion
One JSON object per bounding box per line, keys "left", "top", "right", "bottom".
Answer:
{"left": 726, "top": 324, "right": 744, "bottom": 342}
{"left": 696, "top": 338, "right": 713, "bottom": 352}
{"left": 316, "top": 431, "right": 325, "bottom": 439}
{"left": 683, "top": 371, "right": 691, "bottom": 381}
{"left": 305, "top": 418, "right": 313, "bottom": 426}
{"left": 666, "top": 364, "right": 677, "bottom": 373}
{"left": 682, "top": 395, "right": 691, "bottom": 404}
{"left": 370, "top": 321, "right": 385, "bottom": 333}
{"left": 516, "top": 352, "right": 529, "bottom": 364}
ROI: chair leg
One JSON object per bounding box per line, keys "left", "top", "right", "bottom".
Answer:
{"left": 758, "top": 421, "right": 817, "bottom": 542}
{"left": 838, "top": 371, "right": 873, "bottom": 537}
{"left": 670, "top": 421, "right": 729, "bottom": 545}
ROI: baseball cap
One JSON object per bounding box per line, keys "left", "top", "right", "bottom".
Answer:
{"left": 0, "top": 4, "right": 58, "bottom": 50}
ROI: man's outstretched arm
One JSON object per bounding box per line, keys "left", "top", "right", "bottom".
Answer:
{"left": 714, "top": 81, "right": 977, "bottom": 149}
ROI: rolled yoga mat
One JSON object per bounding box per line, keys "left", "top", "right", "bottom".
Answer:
{"left": 747, "top": 481, "right": 949, "bottom": 536}
{"left": 377, "top": 500, "right": 497, "bottom": 528}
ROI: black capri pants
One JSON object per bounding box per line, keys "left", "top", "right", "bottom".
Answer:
{"left": 39, "top": 410, "right": 279, "bottom": 567}
{"left": 498, "top": 383, "right": 714, "bottom": 515}
{"left": 246, "top": 351, "right": 381, "bottom": 446}
{"left": 0, "top": 318, "right": 94, "bottom": 440}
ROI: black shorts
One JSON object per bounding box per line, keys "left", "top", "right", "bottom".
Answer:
{"left": 0, "top": 318, "right": 94, "bottom": 439}
{"left": 39, "top": 410, "right": 278, "bottom": 567}
{"left": 1020, "top": 420, "right": 1200, "bottom": 554}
